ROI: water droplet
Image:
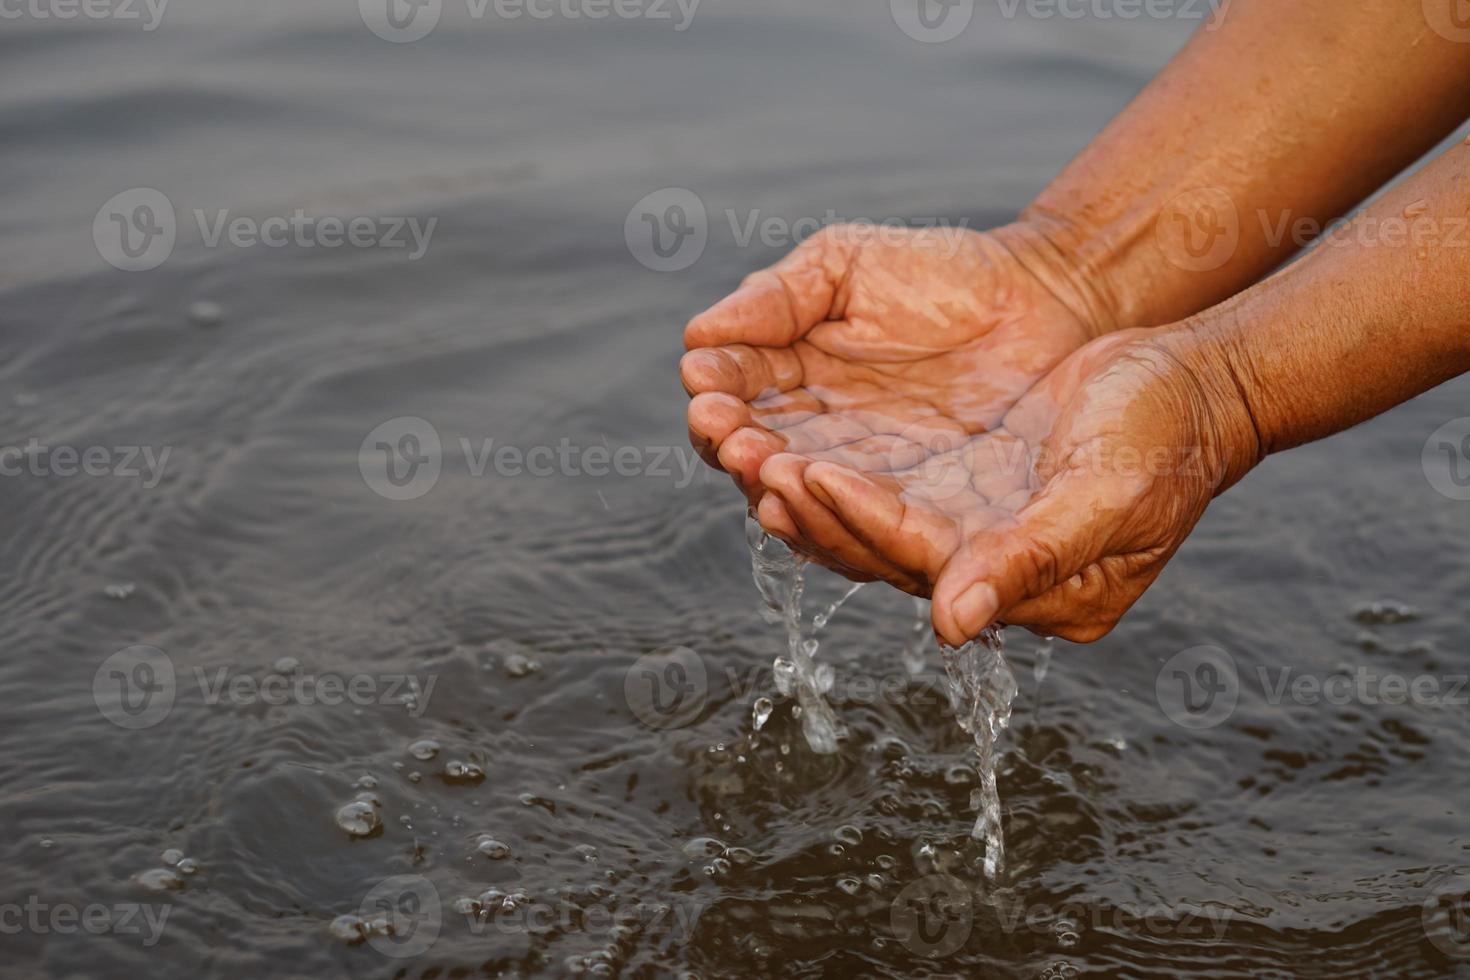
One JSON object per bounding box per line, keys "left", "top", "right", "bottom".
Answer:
{"left": 681, "top": 837, "right": 726, "bottom": 859}
{"left": 137, "top": 868, "right": 184, "bottom": 892}
{"left": 752, "top": 697, "right": 774, "bottom": 731}
{"left": 39, "top": 838, "right": 54, "bottom": 849}
{"left": 104, "top": 582, "right": 135, "bottom": 600}
{"left": 477, "top": 837, "right": 511, "bottom": 859}
{"left": 272, "top": 656, "right": 301, "bottom": 675}
{"left": 176, "top": 857, "right": 199, "bottom": 875}
{"left": 408, "top": 738, "right": 440, "bottom": 761}
{"left": 504, "top": 652, "right": 541, "bottom": 677}
{"left": 443, "top": 760, "right": 485, "bottom": 783}
{"left": 161, "top": 848, "right": 184, "bottom": 867}
{"left": 575, "top": 843, "right": 599, "bottom": 863}
{"left": 336, "top": 800, "right": 380, "bottom": 838}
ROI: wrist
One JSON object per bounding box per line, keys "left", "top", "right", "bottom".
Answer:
{"left": 1147, "top": 315, "right": 1266, "bottom": 495}
{"left": 989, "top": 216, "right": 1129, "bottom": 342}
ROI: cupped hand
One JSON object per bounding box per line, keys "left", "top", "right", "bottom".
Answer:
{"left": 773, "top": 328, "right": 1260, "bottom": 643}
{"left": 680, "top": 222, "right": 1107, "bottom": 590}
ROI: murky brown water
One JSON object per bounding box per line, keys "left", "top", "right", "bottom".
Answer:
{"left": 5, "top": 2, "right": 1470, "bottom": 977}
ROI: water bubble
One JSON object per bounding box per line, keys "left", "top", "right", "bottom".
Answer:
{"left": 874, "top": 854, "right": 898, "bottom": 870}
{"left": 1352, "top": 600, "right": 1418, "bottom": 625}
{"left": 443, "top": 761, "right": 485, "bottom": 783}
{"left": 336, "top": 800, "right": 380, "bottom": 838}
{"left": 477, "top": 837, "right": 511, "bottom": 859}
{"left": 39, "top": 838, "right": 54, "bottom": 849}
{"left": 356, "top": 774, "right": 378, "bottom": 789}
{"left": 408, "top": 738, "right": 440, "bottom": 761}
{"left": 272, "top": 656, "right": 301, "bottom": 675}
{"left": 575, "top": 843, "right": 599, "bottom": 863}
{"left": 832, "top": 825, "right": 863, "bottom": 847}
{"left": 329, "top": 914, "right": 370, "bottom": 944}
{"left": 836, "top": 876, "right": 862, "bottom": 895}
{"left": 161, "top": 848, "right": 184, "bottom": 867}
{"left": 682, "top": 837, "right": 726, "bottom": 859}
{"left": 104, "top": 582, "right": 135, "bottom": 600}
{"left": 176, "top": 857, "right": 199, "bottom": 875}
{"left": 504, "top": 652, "right": 541, "bottom": 677}
{"left": 137, "top": 868, "right": 184, "bottom": 891}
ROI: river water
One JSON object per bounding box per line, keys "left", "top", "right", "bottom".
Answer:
{"left": 5, "top": 1, "right": 1470, "bottom": 976}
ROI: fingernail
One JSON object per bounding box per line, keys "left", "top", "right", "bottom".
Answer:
{"left": 952, "top": 583, "right": 1000, "bottom": 637}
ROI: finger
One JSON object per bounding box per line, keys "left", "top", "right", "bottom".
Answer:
{"left": 802, "top": 461, "right": 960, "bottom": 587}
{"left": 679, "top": 344, "right": 803, "bottom": 401}
{"left": 756, "top": 493, "right": 802, "bottom": 543}
{"left": 683, "top": 235, "right": 846, "bottom": 350}
{"left": 758, "top": 453, "right": 919, "bottom": 589}
{"left": 931, "top": 474, "right": 1115, "bottom": 647}
{"left": 717, "top": 426, "right": 788, "bottom": 502}
{"left": 688, "top": 392, "right": 753, "bottom": 464}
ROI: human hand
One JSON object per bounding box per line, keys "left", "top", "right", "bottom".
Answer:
{"left": 680, "top": 221, "right": 1110, "bottom": 590}
{"left": 767, "top": 327, "right": 1260, "bottom": 643}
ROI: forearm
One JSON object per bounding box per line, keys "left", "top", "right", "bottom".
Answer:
{"left": 1019, "top": 0, "right": 1470, "bottom": 332}
{"left": 1165, "top": 141, "right": 1470, "bottom": 486}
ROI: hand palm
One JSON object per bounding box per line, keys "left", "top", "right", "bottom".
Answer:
{"left": 682, "top": 224, "right": 1096, "bottom": 591}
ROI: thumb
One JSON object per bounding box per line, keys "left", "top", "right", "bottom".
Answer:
{"left": 931, "top": 475, "right": 1110, "bottom": 646}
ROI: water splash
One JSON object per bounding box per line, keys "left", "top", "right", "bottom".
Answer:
{"left": 745, "top": 514, "right": 844, "bottom": 753}
{"left": 900, "top": 595, "right": 931, "bottom": 676}
{"left": 813, "top": 581, "right": 865, "bottom": 631}
{"left": 940, "top": 628, "right": 1017, "bottom": 880}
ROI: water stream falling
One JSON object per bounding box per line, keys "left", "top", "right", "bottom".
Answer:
{"left": 744, "top": 513, "right": 1018, "bottom": 878}
{"left": 745, "top": 515, "right": 844, "bottom": 753}
{"left": 939, "top": 630, "right": 1018, "bottom": 879}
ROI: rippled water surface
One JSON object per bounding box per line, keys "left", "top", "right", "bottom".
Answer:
{"left": 6, "top": 3, "right": 1470, "bottom": 977}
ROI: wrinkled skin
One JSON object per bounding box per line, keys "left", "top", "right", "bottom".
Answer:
{"left": 681, "top": 225, "right": 1251, "bottom": 643}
